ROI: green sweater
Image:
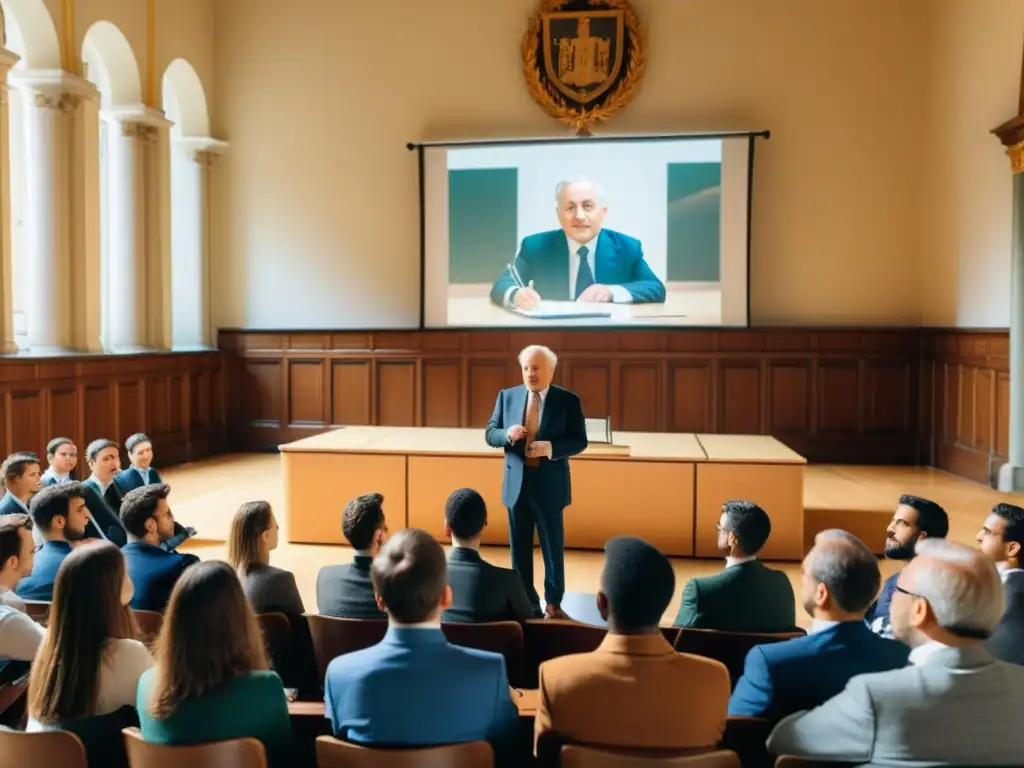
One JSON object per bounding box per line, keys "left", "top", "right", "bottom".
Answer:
{"left": 136, "top": 670, "right": 293, "bottom": 764}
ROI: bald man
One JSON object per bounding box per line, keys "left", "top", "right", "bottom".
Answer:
{"left": 489, "top": 178, "right": 666, "bottom": 310}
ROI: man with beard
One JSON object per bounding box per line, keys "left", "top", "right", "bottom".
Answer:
{"left": 866, "top": 495, "right": 948, "bottom": 638}
{"left": 15, "top": 483, "right": 90, "bottom": 601}
{"left": 977, "top": 502, "right": 1024, "bottom": 665}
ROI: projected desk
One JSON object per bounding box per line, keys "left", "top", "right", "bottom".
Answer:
{"left": 445, "top": 283, "right": 722, "bottom": 327}
{"left": 279, "top": 428, "right": 807, "bottom": 559}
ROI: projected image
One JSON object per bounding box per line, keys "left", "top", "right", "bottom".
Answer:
{"left": 421, "top": 137, "right": 751, "bottom": 328}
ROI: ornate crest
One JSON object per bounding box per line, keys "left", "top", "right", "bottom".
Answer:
{"left": 523, "top": 0, "right": 645, "bottom": 135}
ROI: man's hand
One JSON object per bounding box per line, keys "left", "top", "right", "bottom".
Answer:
{"left": 513, "top": 280, "right": 542, "bottom": 310}
{"left": 507, "top": 424, "right": 528, "bottom": 442}
{"left": 527, "top": 440, "right": 553, "bottom": 459}
{"left": 577, "top": 284, "right": 613, "bottom": 303}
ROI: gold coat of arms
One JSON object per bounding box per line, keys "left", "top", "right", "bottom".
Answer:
{"left": 523, "top": 0, "right": 645, "bottom": 135}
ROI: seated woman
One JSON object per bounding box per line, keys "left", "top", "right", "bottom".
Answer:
{"left": 137, "top": 561, "right": 294, "bottom": 765}
{"left": 27, "top": 541, "right": 154, "bottom": 730}
{"left": 41, "top": 438, "right": 78, "bottom": 486}
{"left": 228, "top": 501, "right": 304, "bottom": 615}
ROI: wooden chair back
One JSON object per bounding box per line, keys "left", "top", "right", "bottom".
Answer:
{"left": 256, "top": 612, "right": 292, "bottom": 665}
{"left": 774, "top": 759, "right": 859, "bottom": 768}
{"left": 305, "top": 615, "right": 388, "bottom": 680}
{"left": 561, "top": 746, "right": 741, "bottom": 767}
{"left": 22, "top": 600, "right": 51, "bottom": 624}
{"left": 122, "top": 727, "right": 267, "bottom": 768}
{"left": 523, "top": 619, "right": 606, "bottom": 687}
{"left": 0, "top": 728, "right": 88, "bottom": 768}
{"left": 315, "top": 735, "right": 493, "bottom": 768}
{"left": 441, "top": 621, "right": 524, "bottom": 687}
{"left": 674, "top": 628, "right": 804, "bottom": 687}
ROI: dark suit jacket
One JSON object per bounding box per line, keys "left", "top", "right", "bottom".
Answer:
{"left": 113, "top": 466, "right": 164, "bottom": 494}
{"left": 728, "top": 620, "right": 910, "bottom": 720}
{"left": 80, "top": 477, "right": 128, "bottom": 547}
{"left": 0, "top": 493, "right": 29, "bottom": 517}
{"left": 317, "top": 555, "right": 386, "bottom": 619}
{"left": 484, "top": 384, "right": 588, "bottom": 509}
{"left": 987, "top": 569, "right": 1024, "bottom": 665}
{"left": 121, "top": 541, "right": 199, "bottom": 612}
{"left": 442, "top": 546, "right": 535, "bottom": 623}
{"left": 15, "top": 540, "right": 72, "bottom": 600}
{"left": 490, "top": 229, "right": 666, "bottom": 306}
{"left": 243, "top": 563, "right": 305, "bottom": 616}
{"left": 674, "top": 560, "right": 796, "bottom": 632}
{"left": 866, "top": 570, "right": 900, "bottom": 637}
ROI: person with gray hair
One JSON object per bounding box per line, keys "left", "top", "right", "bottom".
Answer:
{"left": 730, "top": 530, "right": 909, "bottom": 720}
{"left": 488, "top": 177, "right": 665, "bottom": 310}
{"left": 768, "top": 538, "right": 1024, "bottom": 766}
{"left": 485, "top": 344, "right": 587, "bottom": 618}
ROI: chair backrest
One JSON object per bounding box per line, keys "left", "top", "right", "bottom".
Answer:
{"left": 61, "top": 704, "right": 138, "bottom": 768}
{"left": 441, "top": 621, "right": 524, "bottom": 687}
{"left": 0, "top": 727, "right": 89, "bottom": 768}
{"left": 674, "top": 628, "right": 804, "bottom": 687}
{"left": 523, "top": 619, "right": 606, "bottom": 688}
{"left": 132, "top": 610, "right": 164, "bottom": 646}
{"left": 774, "top": 758, "right": 859, "bottom": 768}
{"left": 305, "top": 615, "right": 388, "bottom": 680}
{"left": 315, "top": 735, "right": 493, "bottom": 768}
{"left": 122, "top": 727, "right": 267, "bottom": 768}
{"left": 660, "top": 626, "right": 680, "bottom": 647}
{"left": 256, "top": 612, "right": 292, "bottom": 664}
{"left": 561, "top": 746, "right": 741, "bottom": 767}
{"left": 22, "top": 601, "right": 51, "bottom": 624}
{"left": 720, "top": 717, "right": 773, "bottom": 768}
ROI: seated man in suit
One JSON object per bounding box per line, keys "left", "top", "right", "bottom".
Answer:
{"left": 865, "top": 495, "right": 948, "bottom": 638}
{"left": 536, "top": 537, "right": 729, "bottom": 764}
{"left": 15, "top": 483, "right": 89, "bottom": 600}
{"left": 317, "top": 493, "right": 388, "bottom": 618}
{"left": 441, "top": 487, "right": 535, "bottom": 623}
{"left": 978, "top": 502, "right": 1024, "bottom": 665}
{"left": 490, "top": 178, "right": 666, "bottom": 310}
{"left": 0, "top": 453, "right": 41, "bottom": 517}
{"left": 0, "top": 514, "right": 44, "bottom": 682}
{"left": 768, "top": 539, "right": 1024, "bottom": 766}
{"left": 81, "top": 438, "right": 128, "bottom": 546}
{"left": 674, "top": 500, "right": 795, "bottom": 631}
{"left": 120, "top": 483, "right": 199, "bottom": 612}
{"left": 40, "top": 438, "right": 77, "bottom": 486}
{"left": 325, "top": 528, "right": 520, "bottom": 762}
{"left": 113, "top": 432, "right": 163, "bottom": 494}
{"left": 730, "top": 529, "right": 909, "bottom": 720}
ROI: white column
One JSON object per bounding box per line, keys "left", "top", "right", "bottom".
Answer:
{"left": 68, "top": 83, "right": 103, "bottom": 352}
{"left": 0, "top": 48, "right": 21, "bottom": 354}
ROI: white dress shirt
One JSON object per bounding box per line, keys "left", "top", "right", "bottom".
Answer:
{"left": 908, "top": 639, "right": 953, "bottom": 666}
{"left": 507, "top": 387, "right": 549, "bottom": 443}
{"left": 998, "top": 564, "right": 1023, "bottom": 583}
{"left": 40, "top": 468, "right": 69, "bottom": 484}
{"left": 810, "top": 618, "right": 842, "bottom": 634}
{"left": 725, "top": 555, "right": 756, "bottom": 568}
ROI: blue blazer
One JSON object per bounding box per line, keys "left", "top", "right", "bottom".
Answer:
{"left": 484, "top": 385, "right": 588, "bottom": 508}
{"left": 0, "top": 493, "right": 28, "bottom": 517}
{"left": 325, "top": 627, "right": 519, "bottom": 755}
{"left": 113, "top": 467, "right": 164, "bottom": 495}
{"left": 16, "top": 540, "right": 73, "bottom": 600}
{"left": 728, "top": 620, "right": 910, "bottom": 720}
{"left": 866, "top": 570, "right": 900, "bottom": 637}
{"left": 489, "top": 229, "right": 666, "bottom": 305}
{"left": 121, "top": 541, "right": 200, "bottom": 612}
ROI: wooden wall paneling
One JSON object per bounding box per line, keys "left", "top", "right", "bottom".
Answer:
{"left": 975, "top": 368, "right": 995, "bottom": 454}
{"left": 619, "top": 361, "right": 661, "bottom": 432}
{"left": 816, "top": 361, "right": 859, "bottom": 435}
{"left": 47, "top": 386, "right": 79, "bottom": 447}
{"left": 9, "top": 389, "right": 44, "bottom": 458}
{"left": 718, "top": 361, "right": 762, "bottom": 434}
{"left": 376, "top": 360, "right": 418, "bottom": 426}
{"left": 116, "top": 380, "right": 143, "bottom": 440}
{"left": 83, "top": 384, "right": 114, "bottom": 444}
{"left": 997, "top": 372, "right": 1011, "bottom": 458}
{"left": 767, "top": 361, "right": 811, "bottom": 434}
{"left": 331, "top": 359, "right": 373, "bottom": 426}
{"left": 467, "top": 360, "right": 513, "bottom": 427}
{"left": 567, "top": 361, "right": 611, "bottom": 420}
{"left": 287, "top": 358, "right": 327, "bottom": 426}
{"left": 866, "top": 361, "right": 912, "bottom": 435}
{"left": 241, "top": 359, "right": 283, "bottom": 427}
{"left": 960, "top": 365, "right": 977, "bottom": 448}
{"left": 422, "top": 359, "right": 461, "bottom": 427}
{"left": 168, "top": 376, "right": 185, "bottom": 436}
{"left": 668, "top": 362, "right": 713, "bottom": 433}
{"left": 146, "top": 377, "right": 169, "bottom": 436}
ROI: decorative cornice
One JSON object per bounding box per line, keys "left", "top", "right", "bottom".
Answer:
{"left": 122, "top": 122, "right": 160, "bottom": 143}
{"left": 0, "top": 47, "right": 20, "bottom": 72}
{"left": 176, "top": 136, "right": 228, "bottom": 164}
{"left": 33, "top": 91, "right": 78, "bottom": 112}
{"left": 11, "top": 70, "right": 99, "bottom": 104}
{"left": 102, "top": 103, "right": 174, "bottom": 131}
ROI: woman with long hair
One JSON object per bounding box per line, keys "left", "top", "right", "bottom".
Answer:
{"left": 227, "top": 501, "right": 303, "bottom": 615}
{"left": 27, "top": 541, "right": 152, "bottom": 728}
{"left": 137, "top": 560, "right": 293, "bottom": 762}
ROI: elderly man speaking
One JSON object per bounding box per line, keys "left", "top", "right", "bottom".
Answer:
{"left": 485, "top": 345, "right": 588, "bottom": 618}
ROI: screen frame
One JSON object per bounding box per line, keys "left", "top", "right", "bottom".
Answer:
{"left": 411, "top": 130, "right": 769, "bottom": 332}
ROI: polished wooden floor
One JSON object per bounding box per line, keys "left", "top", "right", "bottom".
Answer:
{"left": 167, "top": 454, "right": 1024, "bottom": 630}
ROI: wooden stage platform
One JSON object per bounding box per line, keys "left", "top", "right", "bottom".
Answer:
{"left": 279, "top": 427, "right": 807, "bottom": 560}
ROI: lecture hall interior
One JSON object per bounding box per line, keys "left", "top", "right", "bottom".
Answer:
{"left": 1, "top": 0, "right": 1024, "bottom": 766}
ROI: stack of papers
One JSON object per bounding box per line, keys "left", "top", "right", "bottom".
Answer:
{"left": 513, "top": 301, "right": 612, "bottom": 320}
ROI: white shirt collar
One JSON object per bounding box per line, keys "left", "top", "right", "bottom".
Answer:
{"left": 726, "top": 555, "right": 756, "bottom": 568}
{"left": 391, "top": 621, "right": 442, "bottom": 629}
{"left": 810, "top": 618, "right": 842, "bottom": 634}
{"left": 908, "top": 639, "right": 953, "bottom": 666}
{"left": 528, "top": 387, "right": 550, "bottom": 403}
{"left": 566, "top": 232, "right": 599, "bottom": 256}
{"left": 998, "top": 563, "right": 1024, "bottom": 583}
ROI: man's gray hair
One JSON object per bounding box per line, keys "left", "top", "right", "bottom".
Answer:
{"left": 811, "top": 529, "right": 881, "bottom": 614}
{"left": 554, "top": 177, "right": 606, "bottom": 206}
{"left": 518, "top": 345, "right": 558, "bottom": 368}
{"left": 913, "top": 538, "right": 1005, "bottom": 634}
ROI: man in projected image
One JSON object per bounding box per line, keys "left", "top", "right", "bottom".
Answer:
{"left": 489, "top": 177, "right": 666, "bottom": 309}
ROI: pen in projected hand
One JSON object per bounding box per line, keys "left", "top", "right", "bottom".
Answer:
{"left": 507, "top": 261, "right": 526, "bottom": 288}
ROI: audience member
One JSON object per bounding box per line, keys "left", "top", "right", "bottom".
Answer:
{"left": 325, "top": 528, "right": 519, "bottom": 760}
{"left": 317, "top": 493, "right": 388, "bottom": 619}
{"left": 41, "top": 438, "right": 77, "bottom": 486}
{"left": 978, "top": 502, "right": 1024, "bottom": 665}
{"left": 442, "top": 488, "right": 535, "bottom": 623}
{"left": 114, "top": 433, "right": 163, "bottom": 494}
{"left": 137, "top": 561, "right": 293, "bottom": 766}
{"left": 536, "top": 537, "right": 729, "bottom": 763}
{"left": 120, "top": 484, "right": 199, "bottom": 612}
{"left": 0, "top": 514, "right": 44, "bottom": 661}
{"left": 768, "top": 539, "right": 1024, "bottom": 765}
{"left": 16, "top": 483, "right": 90, "bottom": 600}
{"left": 27, "top": 541, "right": 152, "bottom": 729}
{"left": 729, "top": 530, "right": 909, "bottom": 720}
{"left": 674, "top": 500, "right": 795, "bottom": 631}
{"left": 0, "top": 452, "right": 41, "bottom": 516}
{"left": 81, "top": 439, "right": 128, "bottom": 546}
{"left": 229, "top": 501, "right": 303, "bottom": 615}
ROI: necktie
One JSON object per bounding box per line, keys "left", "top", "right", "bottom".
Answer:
{"left": 574, "top": 245, "right": 594, "bottom": 299}
{"left": 525, "top": 392, "right": 541, "bottom": 467}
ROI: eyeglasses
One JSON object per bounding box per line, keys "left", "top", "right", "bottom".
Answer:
{"left": 892, "top": 584, "right": 991, "bottom": 639}
{"left": 893, "top": 584, "right": 920, "bottom": 598}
